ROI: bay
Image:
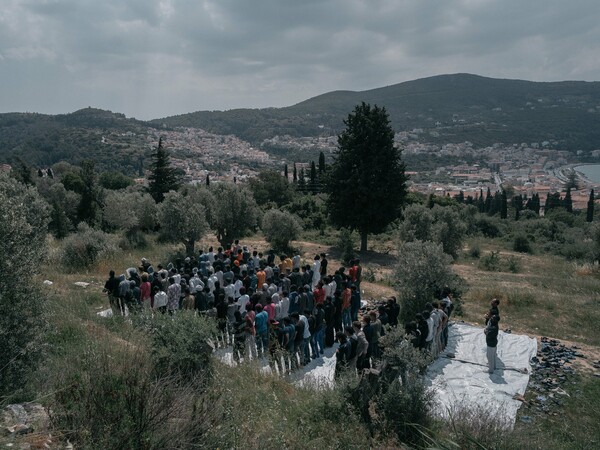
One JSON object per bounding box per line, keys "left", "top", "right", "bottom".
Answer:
{"left": 574, "top": 164, "right": 600, "bottom": 183}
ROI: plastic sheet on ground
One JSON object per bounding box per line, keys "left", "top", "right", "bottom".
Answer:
{"left": 215, "top": 343, "right": 338, "bottom": 388}
{"left": 424, "top": 322, "right": 537, "bottom": 427}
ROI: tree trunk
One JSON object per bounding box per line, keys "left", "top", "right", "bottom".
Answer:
{"left": 360, "top": 231, "right": 368, "bottom": 253}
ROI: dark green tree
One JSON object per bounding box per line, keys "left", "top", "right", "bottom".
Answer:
{"left": 298, "top": 168, "right": 307, "bottom": 193}
{"left": 99, "top": 171, "right": 134, "bottom": 190}
{"left": 77, "top": 160, "right": 101, "bottom": 226}
{"left": 284, "top": 164, "right": 289, "bottom": 180}
{"left": 248, "top": 170, "right": 296, "bottom": 207}
{"left": 318, "top": 151, "right": 326, "bottom": 174}
{"left": 326, "top": 102, "right": 408, "bottom": 252}
{"left": 206, "top": 174, "right": 210, "bottom": 186}
{"left": 587, "top": 189, "right": 595, "bottom": 222}
{"left": 484, "top": 187, "right": 492, "bottom": 213}
{"left": 147, "top": 138, "right": 181, "bottom": 203}
{"left": 293, "top": 163, "right": 297, "bottom": 183}
{"left": 455, "top": 191, "right": 465, "bottom": 203}
{"left": 564, "top": 187, "right": 573, "bottom": 213}
{"left": 310, "top": 161, "right": 317, "bottom": 193}
{"left": 11, "top": 158, "right": 33, "bottom": 185}
{"left": 500, "top": 190, "right": 508, "bottom": 219}
{"left": 477, "top": 189, "right": 485, "bottom": 213}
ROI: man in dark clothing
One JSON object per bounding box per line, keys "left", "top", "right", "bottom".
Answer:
{"left": 416, "top": 313, "right": 429, "bottom": 350}
{"left": 485, "top": 315, "right": 500, "bottom": 373}
{"left": 334, "top": 332, "right": 351, "bottom": 379}
{"left": 323, "top": 297, "right": 336, "bottom": 347}
{"left": 313, "top": 303, "right": 325, "bottom": 355}
{"left": 350, "top": 285, "right": 361, "bottom": 322}
{"left": 320, "top": 253, "right": 328, "bottom": 277}
{"left": 387, "top": 297, "right": 400, "bottom": 327}
{"left": 103, "top": 270, "right": 120, "bottom": 316}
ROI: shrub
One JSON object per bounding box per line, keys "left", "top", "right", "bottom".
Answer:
{"left": 133, "top": 311, "right": 216, "bottom": 381}
{"left": 60, "top": 223, "right": 117, "bottom": 271}
{"left": 479, "top": 251, "right": 501, "bottom": 271}
{"left": 395, "top": 240, "right": 466, "bottom": 322}
{"left": 0, "top": 174, "right": 50, "bottom": 400}
{"left": 513, "top": 234, "right": 532, "bottom": 253}
{"left": 261, "top": 209, "right": 303, "bottom": 252}
{"left": 506, "top": 256, "right": 521, "bottom": 273}
{"left": 338, "top": 228, "right": 356, "bottom": 264}
{"left": 469, "top": 243, "right": 481, "bottom": 258}
{"left": 475, "top": 216, "right": 502, "bottom": 238}
{"left": 49, "top": 340, "right": 208, "bottom": 449}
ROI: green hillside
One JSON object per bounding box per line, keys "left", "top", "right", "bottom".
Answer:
{"left": 0, "top": 108, "right": 155, "bottom": 174}
{"left": 155, "top": 74, "right": 600, "bottom": 150}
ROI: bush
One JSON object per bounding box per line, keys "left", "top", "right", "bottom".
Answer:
{"left": 513, "top": 234, "right": 532, "bottom": 253}
{"left": 49, "top": 340, "right": 208, "bottom": 449}
{"left": 133, "top": 311, "right": 216, "bottom": 381}
{"left": 261, "top": 209, "right": 303, "bottom": 252}
{"left": 0, "top": 174, "right": 50, "bottom": 401}
{"left": 60, "top": 223, "right": 117, "bottom": 271}
{"left": 469, "top": 243, "right": 481, "bottom": 258}
{"left": 506, "top": 256, "right": 521, "bottom": 273}
{"left": 395, "top": 241, "right": 466, "bottom": 322}
{"left": 475, "top": 216, "right": 502, "bottom": 238}
{"left": 338, "top": 228, "right": 356, "bottom": 264}
{"left": 479, "top": 251, "right": 501, "bottom": 271}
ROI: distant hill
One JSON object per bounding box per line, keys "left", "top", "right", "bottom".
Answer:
{"left": 154, "top": 74, "right": 600, "bottom": 150}
{"left": 0, "top": 108, "right": 155, "bottom": 173}
{"left": 3, "top": 74, "right": 600, "bottom": 174}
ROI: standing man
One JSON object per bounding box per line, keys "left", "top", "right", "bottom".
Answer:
{"left": 484, "top": 315, "right": 500, "bottom": 374}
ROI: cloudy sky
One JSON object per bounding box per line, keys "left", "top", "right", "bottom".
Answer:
{"left": 1, "top": 0, "right": 599, "bottom": 119}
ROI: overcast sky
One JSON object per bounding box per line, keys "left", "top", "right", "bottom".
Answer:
{"left": 1, "top": 0, "right": 599, "bottom": 120}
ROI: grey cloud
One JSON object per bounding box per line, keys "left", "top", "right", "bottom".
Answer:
{"left": 1, "top": 0, "right": 600, "bottom": 119}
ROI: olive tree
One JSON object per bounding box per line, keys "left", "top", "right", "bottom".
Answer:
{"left": 395, "top": 240, "right": 466, "bottom": 323}
{"left": 261, "top": 209, "right": 302, "bottom": 251}
{"left": 158, "top": 190, "right": 209, "bottom": 256}
{"left": 211, "top": 183, "right": 258, "bottom": 247}
{"left": 0, "top": 174, "right": 50, "bottom": 399}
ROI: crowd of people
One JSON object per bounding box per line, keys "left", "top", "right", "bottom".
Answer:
{"left": 102, "top": 240, "right": 460, "bottom": 378}
{"left": 104, "top": 242, "right": 391, "bottom": 375}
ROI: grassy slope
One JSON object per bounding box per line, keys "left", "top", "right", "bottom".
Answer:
{"left": 38, "top": 232, "right": 600, "bottom": 449}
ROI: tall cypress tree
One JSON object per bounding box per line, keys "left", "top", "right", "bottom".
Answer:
{"left": 477, "top": 189, "right": 484, "bottom": 212}
{"left": 318, "top": 151, "right": 326, "bottom": 173}
{"left": 484, "top": 187, "right": 492, "bottom": 213}
{"left": 298, "top": 168, "right": 306, "bottom": 193}
{"left": 206, "top": 174, "right": 210, "bottom": 187}
{"left": 326, "top": 102, "right": 407, "bottom": 252}
{"left": 500, "top": 190, "right": 508, "bottom": 219}
{"left": 293, "top": 163, "right": 297, "bottom": 183}
{"left": 310, "top": 161, "right": 317, "bottom": 193}
{"left": 148, "top": 137, "right": 181, "bottom": 203}
{"left": 587, "top": 189, "right": 595, "bottom": 222}
{"left": 77, "top": 160, "right": 100, "bottom": 226}
{"left": 284, "top": 164, "right": 289, "bottom": 180}
{"left": 564, "top": 187, "right": 573, "bottom": 213}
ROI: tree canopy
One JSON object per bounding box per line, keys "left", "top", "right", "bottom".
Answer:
{"left": 148, "top": 138, "right": 181, "bottom": 203}
{"left": 326, "top": 102, "right": 408, "bottom": 251}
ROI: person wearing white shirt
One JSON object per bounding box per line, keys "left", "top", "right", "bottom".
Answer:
{"left": 311, "top": 255, "right": 321, "bottom": 289}
{"left": 237, "top": 288, "right": 250, "bottom": 312}
{"left": 292, "top": 252, "right": 301, "bottom": 271}
{"left": 189, "top": 271, "right": 203, "bottom": 294}
{"left": 233, "top": 278, "right": 243, "bottom": 299}
{"left": 279, "top": 292, "right": 290, "bottom": 319}
{"left": 224, "top": 282, "right": 235, "bottom": 302}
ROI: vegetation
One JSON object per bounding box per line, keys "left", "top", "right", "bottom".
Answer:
{"left": 326, "top": 102, "right": 408, "bottom": 251}
{"left": 261, "top": 209, "right": 302, "bottom": 252}
{"left": 147, "top": 137, "right": 181, "bottom": 203}
{"left": 0, "top": 175, "right": 49, "bottom": 401}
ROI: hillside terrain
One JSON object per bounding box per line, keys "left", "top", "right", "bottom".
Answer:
{"left": 156, "top": 74, "right": 600, "bottom": 150}
{"left": 2, "top": 74, "right": 600, "bottom": 175}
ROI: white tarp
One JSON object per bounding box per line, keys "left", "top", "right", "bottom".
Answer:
{"left": 424, "top": 322, "right": 537, "bottom": 427}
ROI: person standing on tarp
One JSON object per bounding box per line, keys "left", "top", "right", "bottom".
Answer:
{"left": 484, "top": 315, "right": 500, "bottom": 374}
